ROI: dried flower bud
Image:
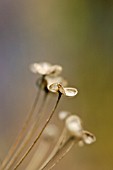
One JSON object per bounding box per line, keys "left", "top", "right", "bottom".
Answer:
{"left": 48, "top": 83, "right": 78, "bottom": 97}
{"left": 58, "top": 111, "right": 71, "bottom": 121}
{"left": 65, "top": 115, "right": 83, "bottom": 137}
{"left": 30, "top": 62, "right": 62, "bottom": 76}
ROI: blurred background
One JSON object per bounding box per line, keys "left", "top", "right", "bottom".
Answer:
{"left": 0, "top": 0, "right": 113, "bottom": 170}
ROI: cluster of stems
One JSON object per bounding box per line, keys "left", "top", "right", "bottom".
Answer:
{"left": 0, "top": 62, "right": 96, "bottom": 170}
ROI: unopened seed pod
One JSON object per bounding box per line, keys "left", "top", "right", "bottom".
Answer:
{"left": 65, "top": 115, "right": 83, "bottom": 138}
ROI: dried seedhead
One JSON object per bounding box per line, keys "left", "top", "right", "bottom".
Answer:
{"left": 48, "top": 83, "right": 78, "bottom": 97}
{"left": 0, "top": 61, "right": 96, "bottom": 170}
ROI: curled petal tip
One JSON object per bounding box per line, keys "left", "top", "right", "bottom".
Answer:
{"left": 83, "top": 131, "right": 96, "bottom": 145}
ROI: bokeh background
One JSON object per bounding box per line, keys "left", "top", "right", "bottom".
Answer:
{"left": 0, "top": 0, "right": 113, "bottom": 170}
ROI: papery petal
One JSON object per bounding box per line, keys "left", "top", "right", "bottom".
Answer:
{"left": 48, "top": 83, "right": 65, "bottom": 94}
{"left": 48, "top": 83, "right": 59, "bottom": 93}
{"left": 64, "top": 87, "right": 78, "bottom": 97}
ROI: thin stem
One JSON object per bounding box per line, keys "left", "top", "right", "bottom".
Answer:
{"left": 13, "top": 92, "right": 62, "bottom": 170}
{"left": 1, "top": 76, "right": 45, "bottom": 170}
{"left": 39, "top": 128, "right": 67, "bottom": 170}
{"left": 40, "top": 137, "right": 75, "bottom": 170}
{"left": 25, "top": 140, "right": 50, "bottom": 170}
{"left": 4, "top": 92, "right": 48, "bottom": 170}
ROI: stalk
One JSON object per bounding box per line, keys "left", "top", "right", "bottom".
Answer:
{"left": 39, "top": 128, "right": 67, "bottom": 170}
{"left": 4, "top": 92, "right": 48, "bottom": 170}
{"left": 13, "top": 92, "right": 62, "bottom": 170}
{"left": 1, "top": 76, "right": 45, "bottom": 170}
{"left": 41, "top": 137, "right": 75, "bottom": 170}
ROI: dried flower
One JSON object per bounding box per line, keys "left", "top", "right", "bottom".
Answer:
{"left": 0, "top": 61, "right": 96, "bottom": 170}
{"left": 31, "top": 62, "right": 63, "bottom": 92}
{"left": 48, "top": 83, "right": 78, "bottom": 97}
{"left": 30, "top": 62, "right": 62, "bottom": 76}
{"left": 65, "top": 115, "right": 96, "bottom": 144}
{"left": 40, "top": 114, "right": 96, "bottom": 170}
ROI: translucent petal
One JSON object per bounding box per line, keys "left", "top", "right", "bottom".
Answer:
{"left": 48, "top": 83, "right": 65, "bottom": 94}
{"left": 64, "top": 87, "right": 78, "bottom": 97}
{"left": 48, "top": 83, "right": 59, "bottom": 93}
{"left": 82, "top": 131, "right": 96, "bottom": 144}
{"left": 65, "top": 115, "right": 83, "bottom": 137}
